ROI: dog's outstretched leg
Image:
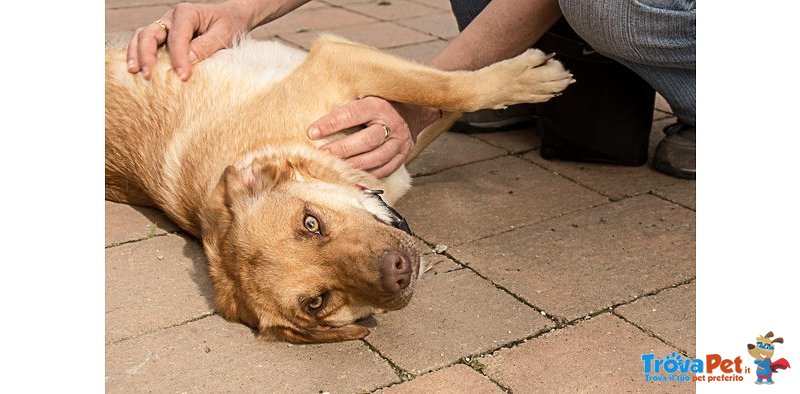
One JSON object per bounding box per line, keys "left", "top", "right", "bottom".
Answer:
{"left": 307, "top": 36, "right": 573, "bottom": 111}
{"left": 303, "top": 35, "right": 574, "bottom": 160}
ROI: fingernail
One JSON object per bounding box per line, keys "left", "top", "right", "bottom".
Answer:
{"left": 188, "top": 51, "right": 198, "bottom": 64}
{"left": 127, "top": 61, "right": 136, "bottom": 72}
{"left": 141, "top": 65, "right": 150, "bottom": 79}
{"left": 175, "top": 67, "right": 187, "bottom": 80}
{"left": 308, "top": 126, "right": 320, "bottom": 139}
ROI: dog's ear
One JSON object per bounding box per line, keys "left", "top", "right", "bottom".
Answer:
{"left": 765, "top": 331, "right": 774, "bottom": 338}
{"left": 263, "top": 324, "right": 369, "bottom": 344}
{"left": 222, "top": 158, "right": 293, "bottom": 209}
{"left": 772, "top": 337, "right": 784, "bottom": 344}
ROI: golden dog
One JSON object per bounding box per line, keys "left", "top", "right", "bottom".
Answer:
{"left": 105, "top": 35, "right": 572, "bottom": 343}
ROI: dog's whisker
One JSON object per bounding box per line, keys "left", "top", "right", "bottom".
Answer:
{"left": 289, "top": 304, "right": 304, "bottom": 328}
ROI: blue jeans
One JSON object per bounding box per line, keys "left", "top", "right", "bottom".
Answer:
{"left": 450, "top": 0, "right": 696, "bottom": 126}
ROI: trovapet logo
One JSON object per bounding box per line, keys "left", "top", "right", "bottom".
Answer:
{"left": 641, "top": 330, "right": 792, "bottom": 385}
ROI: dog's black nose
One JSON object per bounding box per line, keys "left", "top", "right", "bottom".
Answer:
{"left": 380, "top": 250, "right": 412, "bottom": 293}
{"left": 747, "top": 344, "right": 755, "bottom": 350}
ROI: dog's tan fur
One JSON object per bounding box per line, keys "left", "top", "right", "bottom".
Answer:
{"left": 105, "top": 36, "right": 571, "bottom": 343}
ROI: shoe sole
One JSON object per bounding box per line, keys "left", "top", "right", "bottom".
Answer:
{"left": 450, "top": 118, "right": 537, "bottom": 134}
{"left": 652, "top": 158, "right": 696, "bottom": 180}
{"left": 466, "top": 115, "right": 537, "bottom": 129}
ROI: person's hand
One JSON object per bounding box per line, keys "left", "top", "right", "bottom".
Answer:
{"left": 126, "top": 1, "right": 253, "bottom": 80}
{"left": 308, "top": 97, "right": 441, "bottom": 178}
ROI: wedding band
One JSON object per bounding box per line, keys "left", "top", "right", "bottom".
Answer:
{"left": 153, "top": 19, "right": 169, "bottom": 32}
{"left": 379, "top": 124, "right": 390, "bottom": 141}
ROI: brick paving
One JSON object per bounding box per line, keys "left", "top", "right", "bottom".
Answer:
{"left": 106, "top": 1, "right": 696, "bottom": 392}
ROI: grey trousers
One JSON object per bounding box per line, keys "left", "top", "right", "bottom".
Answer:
{"left": 450, "top": 0, "right": 696, "bottom": 125}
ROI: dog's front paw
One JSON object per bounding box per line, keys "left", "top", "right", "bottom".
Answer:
{"left": 478, "top": 49, "right": 575, "bottom": 110}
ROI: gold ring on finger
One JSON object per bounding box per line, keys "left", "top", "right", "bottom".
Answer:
{"left": 380, "top": 124, "right": 390, "bottom": 141}
{"left": 153, "top": 19, "right": 169, "bottom": 32}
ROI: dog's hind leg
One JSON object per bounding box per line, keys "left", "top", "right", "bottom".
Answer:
{"left": 405, "top": 111, "right": 462, "bottom": 163}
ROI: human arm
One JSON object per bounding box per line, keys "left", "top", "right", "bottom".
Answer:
{"left": 429, "top": 0, "right": 561, "bottom": 71}
{"left": 127, "top": 0, "right": 310, "bottom": 80}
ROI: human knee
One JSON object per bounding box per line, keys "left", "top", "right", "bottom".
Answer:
{"left": 558, "top": 0, "right": 695, "bottom": 67}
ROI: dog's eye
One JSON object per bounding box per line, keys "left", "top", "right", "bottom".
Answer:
{"left": 306, "top": 295, "right": 325, "bottom": 312}
{"left": 303, "top": 214, "right": 321, "bottom": 234}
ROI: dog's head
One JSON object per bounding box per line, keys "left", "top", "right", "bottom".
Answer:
{"left": 747, "top": 331, "right": 783, "bottom": 360}
{"left": 202, "top": 147, "right": 420, "bottom": 343}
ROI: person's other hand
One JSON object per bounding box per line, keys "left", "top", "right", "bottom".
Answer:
{"left": 308, "top": 97, "right": 440, "bottom": 178}
{"left": 126, "top": 1, "right": 252, "bottom": 80}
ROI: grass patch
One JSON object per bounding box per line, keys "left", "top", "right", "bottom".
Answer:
{"left": 462, "top": 356, "right": 486, "bottom": 373}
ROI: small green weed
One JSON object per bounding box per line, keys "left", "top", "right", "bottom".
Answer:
{"left": 462, "top": 356, "right": 486, "bottom": 373}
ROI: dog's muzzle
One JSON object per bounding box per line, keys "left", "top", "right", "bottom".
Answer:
{"left": 362, "top": 189, "right": 412, "bottom": 234}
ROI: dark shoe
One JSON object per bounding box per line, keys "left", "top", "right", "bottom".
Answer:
{"left": 451, "top": 104, "right": 538, "bottom": 133}
{"left": 653, "top": 122, "right": 695, "bottom": 179}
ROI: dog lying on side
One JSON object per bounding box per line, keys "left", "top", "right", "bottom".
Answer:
{"left": 105, "top": 35, "right": 572, "bottom": 343}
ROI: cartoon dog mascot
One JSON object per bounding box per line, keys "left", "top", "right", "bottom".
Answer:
{"left": 747, "top": 331, "right": 791, "bottom": 384}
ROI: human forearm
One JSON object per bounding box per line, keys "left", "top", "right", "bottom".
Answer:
{"left": 235, "top": 0, "right": 311, "bottom": 29}
{"left": 430, "top": 0, "right": 561, "bottom": 71}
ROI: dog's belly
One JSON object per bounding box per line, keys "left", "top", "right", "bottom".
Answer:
{"left": 162, "top": 40, "right": 310, "bottom": 171}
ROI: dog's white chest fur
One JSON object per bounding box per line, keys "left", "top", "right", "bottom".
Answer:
{"left": 202, "top": 40, "right": 308, "bottom": 89}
